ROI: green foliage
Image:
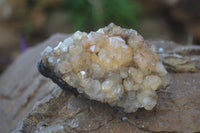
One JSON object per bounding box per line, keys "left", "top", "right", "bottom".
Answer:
{"left": 102, "top": 0, "right": 141, "bottom": 28}
{"left": 62, "top": 0, "right": 141, "bottom": 31}
{"left": 62, "top": 0, "right": 94, "bottom": 31}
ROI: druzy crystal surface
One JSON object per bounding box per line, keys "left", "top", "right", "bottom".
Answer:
{"left": 41, "top": 23, "right": 169, "bottom": 112}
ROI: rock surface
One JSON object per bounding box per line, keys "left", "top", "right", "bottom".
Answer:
{"left": 0, "top": 34, "right": 69, "bottom": 133}
{"left": 0, "top": 34, "right": 200, "bottom": 133}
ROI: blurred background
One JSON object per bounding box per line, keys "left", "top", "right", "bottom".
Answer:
{"left": 0, "top": 0, "right": 200, "bottom": 73}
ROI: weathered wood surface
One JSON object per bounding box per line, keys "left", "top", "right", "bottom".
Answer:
{"left": 0, "top": 34, "right": 200, "bottom": 133}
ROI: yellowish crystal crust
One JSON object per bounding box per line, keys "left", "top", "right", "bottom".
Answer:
{"left": 41, "top": 23, "right": 169, "bottom": 112}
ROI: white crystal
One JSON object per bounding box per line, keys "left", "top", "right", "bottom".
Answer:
{"left": 90, "top": 45, "right": 96, "bottom": 52}
{"left": 41, "top": 23, "right": 169, "bottom": 112}
{"left": 143, "top": 75, "right": 161, "bottom": 90}
{"left": 63, "top": 37, "right": 74, "bottom": 45}
{"left": 73, "top": 31, "right": 83, "bottom": 40}
{"left": 129, "top": 67, "right": 143, "bottom": 84}
{"left": 137, "top": 90, "right": 157, "bottom": 110}
{"left": 43, "top": 46, "right": 53, "bottom": 54}
{"left": 123, "top": 78, "right": 134, "bottom": 91}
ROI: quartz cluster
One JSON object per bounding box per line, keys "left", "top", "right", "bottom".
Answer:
{"left": 41, "top": 23, "right": 169, "bottom": 112}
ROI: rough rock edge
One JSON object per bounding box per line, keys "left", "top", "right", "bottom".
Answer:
{"left": 12, "top": 88, "right": 147, "bottom": 133}
{"left": 37, "top": 60, "right": 78, "bottom": 95}
{"left": 1, "top": 33, "right": 199, "bottom": 133}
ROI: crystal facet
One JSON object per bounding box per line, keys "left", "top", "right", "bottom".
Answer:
{"left": 40, "top": 23, "right": 169, "bottom": 112}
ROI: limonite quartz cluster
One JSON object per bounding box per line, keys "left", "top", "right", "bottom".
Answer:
{"left": 40, "top": 23, "right": 169, "bottom": 112}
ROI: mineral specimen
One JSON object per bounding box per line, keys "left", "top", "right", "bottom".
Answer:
{"left": 39, "top": 23, "right": 169, "bottom": 112}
